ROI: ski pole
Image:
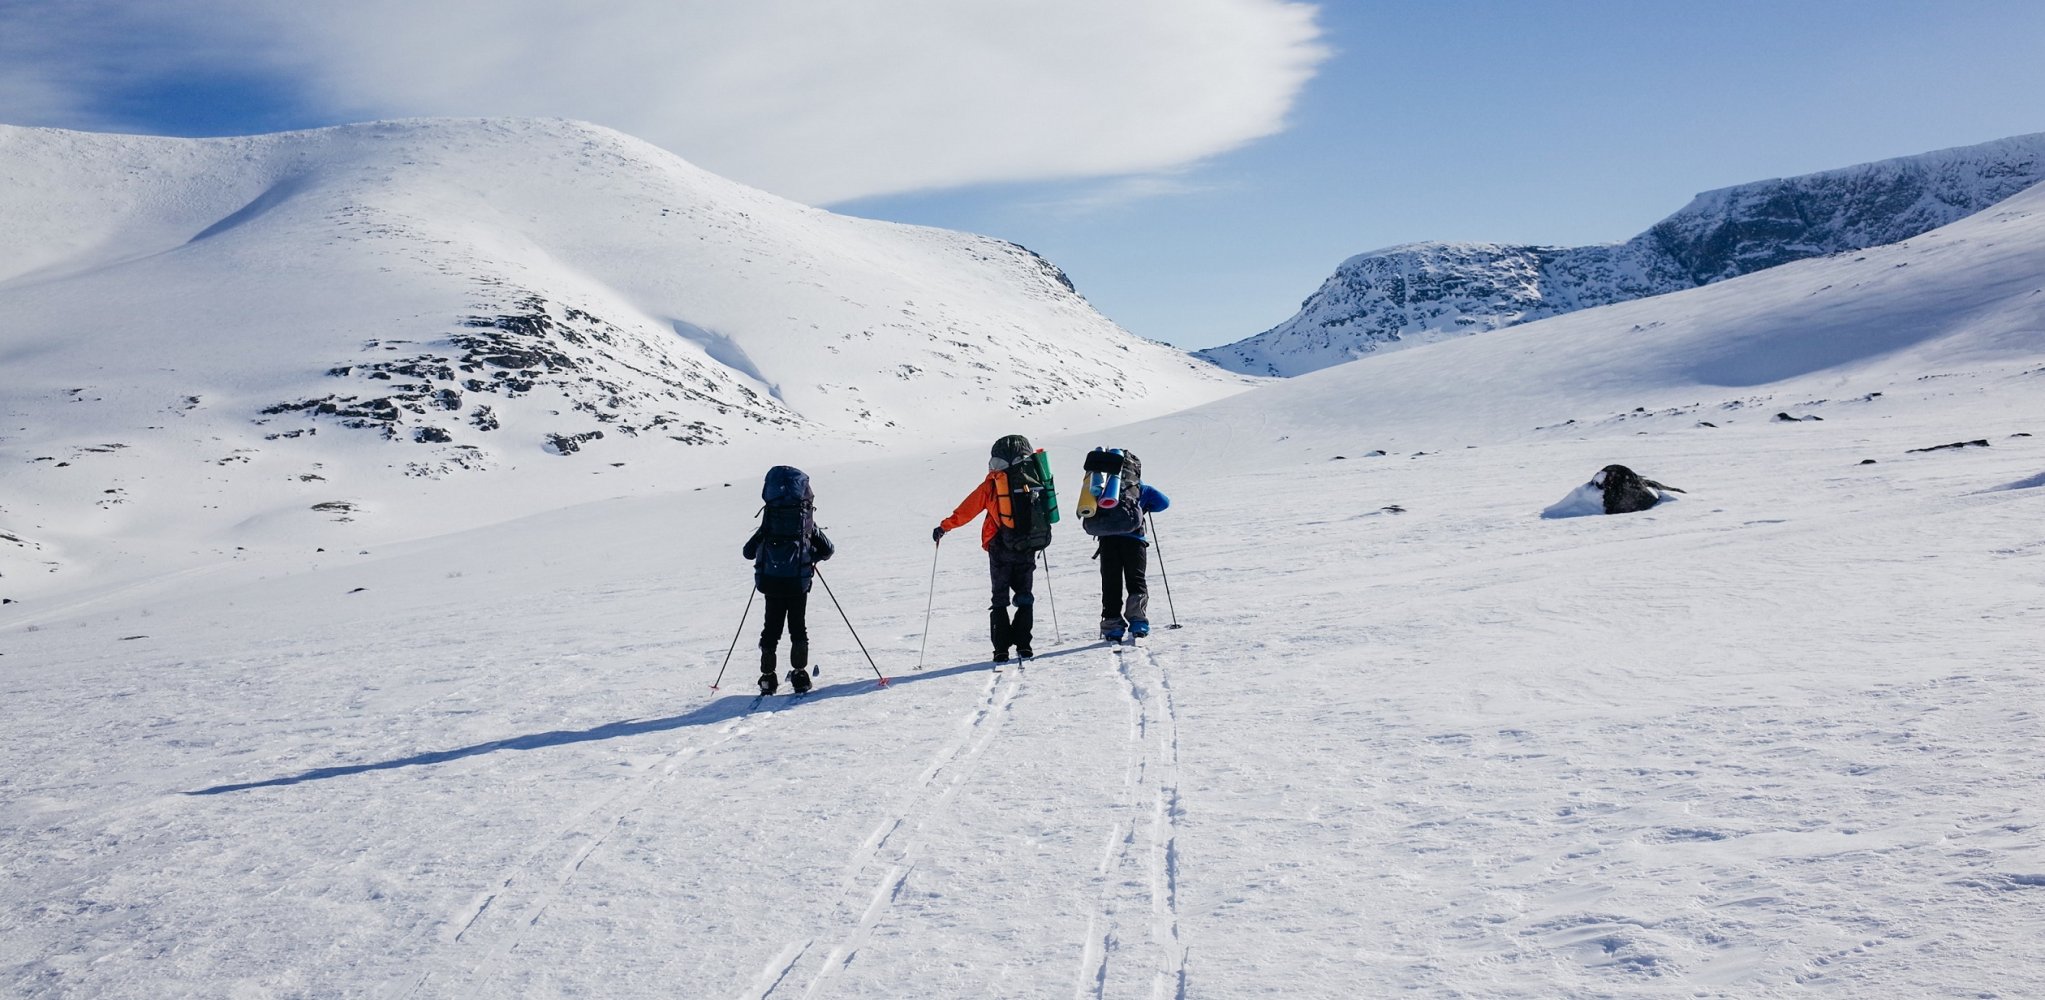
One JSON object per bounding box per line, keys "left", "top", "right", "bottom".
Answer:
{"left": 1146, "top": 511, "right": 1182, "bottom": 629}
{"left": 710, "top": 587, "right": 758, "bottom": 691}
{"left": 815, "top": 567, "right": 889, "bottom": 687}
{"left": 916, "top": 538, "right": 940, "bottom": 671}
{"left": 1039, "top": 548, "right": 1062, "bottom": 644}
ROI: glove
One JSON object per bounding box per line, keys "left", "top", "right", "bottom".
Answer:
{"left": 931, "top": 526, "right": 946, "bottom": 543}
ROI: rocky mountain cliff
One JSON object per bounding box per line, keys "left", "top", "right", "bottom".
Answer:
{"left": 1200, "top": 133, "right": 2045, "bottom": 376}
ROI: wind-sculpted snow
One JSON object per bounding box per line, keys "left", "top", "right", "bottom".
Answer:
{"left": 1204, "top": 132, "right": 2045, "bottom": 375}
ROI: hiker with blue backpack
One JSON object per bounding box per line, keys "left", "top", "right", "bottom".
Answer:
{"left": 931, "top": 435, "right": 1057, "bottom": 664}
{"left": 1078, "top": 448, "right": 1169, "bottom": 642}
{"left": 744, "top": 466, "right": 835, "bottom": 695}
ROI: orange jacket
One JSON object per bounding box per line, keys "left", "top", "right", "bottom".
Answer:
{"left": 939, "top": 474, "right": 1003, "bottom": 551}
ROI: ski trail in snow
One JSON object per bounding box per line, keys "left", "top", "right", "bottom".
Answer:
{"left": 745, "top": 668, "right": 1024, "bottom": 1000}
{"left": 1140, "top": 646, "right": 1190, "bottom": 1000}
{"left": 395, "top": 705, "right": 793, "bottom": 1000}
{"left": 1077, "top": 645, "right": 1188, "bottom": 999}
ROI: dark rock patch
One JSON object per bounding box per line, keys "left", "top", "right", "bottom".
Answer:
{"left": 1907, "top": 439, "right": 1992, "bottom": 453}
{"left": 545, "top": 430, "right": 605, "bottom": 455}
{"left": 260, "top": 291, "right": 789, "bottom": 453}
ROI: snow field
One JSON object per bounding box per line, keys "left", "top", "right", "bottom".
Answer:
{"left": 6, "top": 361, "right": 2043, "bottom": 998}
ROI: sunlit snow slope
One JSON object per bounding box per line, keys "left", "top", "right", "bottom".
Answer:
{"left": 0, "top": 119, "right": 1242, "bottom": 597}
{"left": 3, "top": 129, "right": 2043, "bottom": 1000}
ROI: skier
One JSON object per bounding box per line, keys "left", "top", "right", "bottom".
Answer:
{"left": 1079, "top": 448, "right": 1170, "bottom": 642}
{"left": 743, "top": 466, "right": 835, "bottom": 695}
{"left": 931, "top": 435, "right": 1053, "bottom": 664}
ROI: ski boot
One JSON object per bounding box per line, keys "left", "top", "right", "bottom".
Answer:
{"left": 1017, "top": 645, "right": 1034, "bottom": 662}
{"left": 1102, "top": 624, "right": 1126, "bottom": 643}
{"left": 790, "top": 666, "right": 812, "bottom": 695}
{"left": 993, "top": 648, "right": 1011, "bottom": 665}
{"left": 1130, "top": 620, "right": 1150, "bottom": 639}
{"left": 758, "top": 671, "right": 778, "bottom": 696}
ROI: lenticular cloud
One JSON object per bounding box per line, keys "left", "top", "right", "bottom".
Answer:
{"left": 12, "top": 0, "right": 1328, "bottom": 205}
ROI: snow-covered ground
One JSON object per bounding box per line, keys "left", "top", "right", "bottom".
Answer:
{"left": 6, "top": 362, "right": 2041, "bottom": 999}
{"left": 5, "top": 126, "right": 2045, "bottom": 999}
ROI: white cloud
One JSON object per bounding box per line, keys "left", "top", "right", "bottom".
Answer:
{"left": 1020, "top": 174, "right": 1221, "bottom": 218}
{"left": 2, "top": 0, "right": 1326, "bottom": 204}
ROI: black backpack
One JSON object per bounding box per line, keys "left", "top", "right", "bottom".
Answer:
{"left": 756, "top": 465, "right": 816, "bottom": 577}
{"left": 1081, "top": 448, "right": 1143, "bottom": 537}
{"left": 992, "top": 435, "right": 1054, "bottom": 553}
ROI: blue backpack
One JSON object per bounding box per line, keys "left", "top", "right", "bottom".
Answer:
{"left": 755, "top": 466, "right": 815, "bottom": 578}
{"left": 1081, "top": 448, "right": 1143, "bottom": 537}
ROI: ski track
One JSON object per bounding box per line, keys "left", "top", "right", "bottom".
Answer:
{"left": 393, "top": 701, "right": 795, "bottom": 1000}
{"left": 743, "top": 666, "right": 1025, "bottom": 1000}
{"left": 1077, "top": 643, "right": 1188, "bottom": 1000}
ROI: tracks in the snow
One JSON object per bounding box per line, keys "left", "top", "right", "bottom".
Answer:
{"left": 745, "top": 667, "right": 1025, "bottom": 1000}
{"left": 390, "top": 700, "right": 798, "bottom": 1000}
{"left": 1077, "top": 644, "right": 1189, "bottom": 1000}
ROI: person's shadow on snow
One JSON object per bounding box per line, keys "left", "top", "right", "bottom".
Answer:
{"left": 184, "top": 656, "right": 1057, "bottom": 795}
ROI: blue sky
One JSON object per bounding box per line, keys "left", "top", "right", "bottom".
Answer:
{"left": 4, "top": 1, "right": 2043, "bottom": 349}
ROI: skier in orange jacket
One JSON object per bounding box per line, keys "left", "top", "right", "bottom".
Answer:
{"left": 932, "top": 435, "right": 1042, "bottom": 663}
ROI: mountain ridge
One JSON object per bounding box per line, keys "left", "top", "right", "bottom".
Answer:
{"left": 1199, "top": 132, "right": 2045, "bottom": 376}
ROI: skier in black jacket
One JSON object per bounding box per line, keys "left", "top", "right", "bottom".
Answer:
{"left": 744, "top": 467, "right": 835, "bottom": 695}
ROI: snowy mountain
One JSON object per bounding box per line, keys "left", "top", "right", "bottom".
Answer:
{"left": 0, "top": 119, "right": 1243, "bottom": 591}
{"left": 1200, "top": 132, "right": 2045, "bottom": 375}
{"left": 6, "top": 123, "right": 2045, "bottom": 998}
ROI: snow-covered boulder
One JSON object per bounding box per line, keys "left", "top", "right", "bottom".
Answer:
{"left": 1542, "top": 465, "right": 1683, "bottom": 518}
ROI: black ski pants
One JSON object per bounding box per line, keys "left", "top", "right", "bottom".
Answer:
{"left": 1096, "top": 535, "right": 1149, "bottom": 630}
{"left": 758, "top": 576, "right": 809, "bottom": 675}
{"left": 987, "top": 545, "right": 1036, "bottom": 655}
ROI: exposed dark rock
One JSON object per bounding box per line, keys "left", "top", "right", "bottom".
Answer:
{"left": 545, "top": 430, "right": 605, "bottom": 455}
{"left": 1907, "top": 439, "right": 1992, "bottom": 453}
{"left": 1594, "top": 465, "right": 1687, "bottom": 514}
{"left": 311, "top": 500, "right": 359, "bottom": 522}
{"left": 413, "top": 426, "right": 453, "bottom": 444}
{"left": 259, "top": 290, "right": 784, "bottom": 452}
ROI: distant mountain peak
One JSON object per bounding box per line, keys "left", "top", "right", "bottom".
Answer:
{"left": 1201, "top": 133, "right": 2045, "bottom": 376}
